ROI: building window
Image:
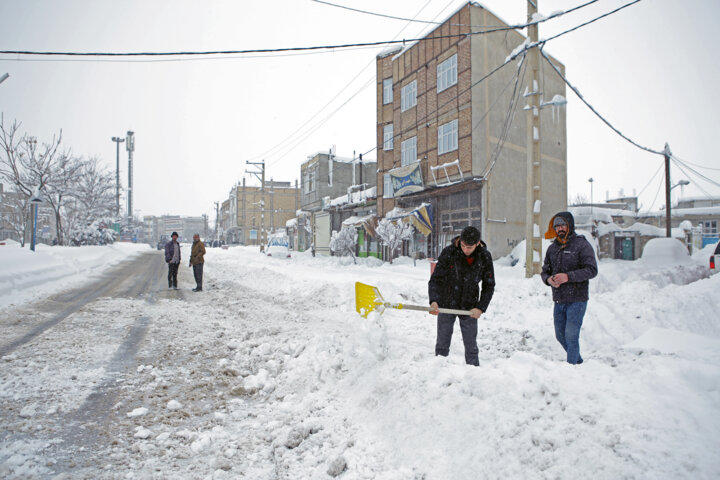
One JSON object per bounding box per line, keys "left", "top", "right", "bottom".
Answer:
{"left": 438, "top": 119, "right": 458, "bottom": 155}
{"left": 304, "top": 169, "right": 315, "bottom": 194}
{"left": 383, "top": 124, "right": 394, "bottom": 151}
{"left": 437, "top": 54, "right": 458, "bottom": 92}
{"left": 703, "top": 220, "right": 718, "bottom": 236}
{"left": 401, "top": 80, "right": 417, "bottom": 112}
{"left": 383, "top": 78, "right": 393, "bottom": 104}
{"left": 383, "top": 173, "right": 394, "bottom": 198}
{"left": 401, "top": 136, "right": 417, "bottom": 166}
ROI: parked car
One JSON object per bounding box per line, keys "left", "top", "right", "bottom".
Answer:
{"left": 266, "top": 235, "right": 291, "bottom": 258}
{"left": 710, "top": 241, "right": 720, "bottom": 274}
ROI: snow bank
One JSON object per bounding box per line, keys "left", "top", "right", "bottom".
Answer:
{"left": 0, "top": 242, "right": 151, "bottom": 308}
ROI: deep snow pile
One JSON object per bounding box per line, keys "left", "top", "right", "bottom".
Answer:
{"left": 1, "top": 243, "right": 719, "bottom": 479}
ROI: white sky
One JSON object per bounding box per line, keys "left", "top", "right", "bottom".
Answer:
{"left": 1, "top": 0, "right": 719, "bottom": 219}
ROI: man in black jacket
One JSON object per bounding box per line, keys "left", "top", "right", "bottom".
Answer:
{"left": 428, "top": 226, "right": 495, "bottom": 366}
{"left": 541, "top": 211, "right": 598, "bottom": 365}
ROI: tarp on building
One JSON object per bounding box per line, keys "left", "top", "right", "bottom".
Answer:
{"left": 342, "top": 214, "right": 378, "bottom": 238}
{"left": 385, "top": 203, "right": 433, "bottom": 236}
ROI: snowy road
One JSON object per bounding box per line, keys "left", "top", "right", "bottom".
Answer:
{"left": 1, "top": 245, "right": 719, "bottom": 479}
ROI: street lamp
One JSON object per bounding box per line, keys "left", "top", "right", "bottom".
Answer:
{"left": 670, "top": 179, "right": 690, "bottom": 191}
{"left": 111, "top": 136, "right": 125, "bottom": 217}
{"left": 29, "top": 187, "right": 43, "bottom": 252}
{"left": 0, "top": 73, "right": 9, "bottom": 85}
{"left": 588, "top": 177, "right": 594, "bottom": 224}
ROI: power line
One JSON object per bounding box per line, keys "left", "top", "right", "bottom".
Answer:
{"left": 672, "top": 156, "right": 720, "bottom": 189}
{"left": 671, "top": 158, "right": 718, "bottom": 200}
{"left": 670, "top": 154, "right": 720, "bottom": 172}
{"left": 0, "top": 0, "right": 608, "bottom": 60}
{"left": 248, "top": 0, "right": 437, "bottom": 166}
{"left": 312, "top": 0, "right": 601, "bottom": 30}
{"left": 539, "top": 46, "right": 663, "bottom": 156}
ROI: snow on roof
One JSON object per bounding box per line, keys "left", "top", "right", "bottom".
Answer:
{"left": 640, "top": 206, "right": 720, "bottom": 217}
{"left": 597, "top": 222, "right": 685, "bottom": 239}
{"left": 285, "top": 218, "right": 297, "bottom": 228}
{"left": 569, "top": 206, "right": 636, "bottom": 226}
{"left": 329, "top": 186, "right": 377, "bottom": 208}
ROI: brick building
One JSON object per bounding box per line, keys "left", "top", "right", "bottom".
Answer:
{"left": 376, "top": 1, "right": 567, "bottom": 258}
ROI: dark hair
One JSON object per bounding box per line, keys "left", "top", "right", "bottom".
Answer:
{"left": 171, "top": 231, "right": 178, "bottom": 237}
{"left": 460, "top": 226, "right": 480, "bottom": 245}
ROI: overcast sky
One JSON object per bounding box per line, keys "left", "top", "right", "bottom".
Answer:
{"left": 1, "top": 0, "right": 718, "bottom": 220}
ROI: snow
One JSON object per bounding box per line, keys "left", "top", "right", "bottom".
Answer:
{"left": 0, "top": 242, "right": 151, "bottom": 309}
{"left": 1, "top": 242, "right": 719, "bottom": 478}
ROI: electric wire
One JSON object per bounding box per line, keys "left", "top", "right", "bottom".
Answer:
{"left": 671, "top": 157, "right": 717, "bottom": 199}
{"left": 672, "top": 156, "right": 720, "bottom": 189}
{"left": 539, "top": 46, "right": 663, "bottom": 156}
{"left": 0, "top": 0, "right": 610, "bottom": 60}
{"left": 311, "top": 0, "right": 600, "bottom": 29}
{"left": 252, "top": 0, "right": 437, "bottom": 167}
{"left": 670, "top": 154, "right": 720, "bottom": 172}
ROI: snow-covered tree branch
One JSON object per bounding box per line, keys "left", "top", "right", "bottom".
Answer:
{"left": 376, "top": 218, "right": 413, "bottom": 264}
{"left": 329, "top": 226, "right": 358, "bottom": 263}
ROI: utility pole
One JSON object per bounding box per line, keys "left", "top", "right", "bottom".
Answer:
{"left": 214, "top": 201, "right": 220, "bottom": 246}
{"left": 111, "top": 136, "right": 125, "bottom": 217}
{"left": 126, "top": 131, "right": 135, "bottom": 228}
{"left": 525, "top": 0, "right": 542, "bottom": 278}
{"left": 664, "top": 143, "right": 672, "bottom": 237}
{"left": 246, "top": 160, "right": 266, "bottom": 252}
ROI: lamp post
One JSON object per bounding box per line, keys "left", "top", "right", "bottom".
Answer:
{"left": 126, "top": 131, "right": 135, "bottom": 228}
{"left": 29, "top": 188, "right": 43, "bottom": 252}
{"left": 588, "top": 177, "right": 594, "bottom": 223}
{"left": 111, "top": 136, "right": 125, "bottom": 217}
{"left": 0, "top": 73, "right": 9, "bottom": 85}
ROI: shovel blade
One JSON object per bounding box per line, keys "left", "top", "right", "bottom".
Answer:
{"left": 355, "top": 282, "right": 385, "bottom": 318}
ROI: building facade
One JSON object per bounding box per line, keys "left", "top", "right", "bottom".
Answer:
{"left": 376, "top": 2, "right": 567, "bottom": 258}
{"left": 222, "top": 179, "right": 300, "bottom": 246}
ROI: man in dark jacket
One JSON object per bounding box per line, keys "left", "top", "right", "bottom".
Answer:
{"left": 541, "top": 211, "right": 598, "bottom": 365}
{"left": 428, "top": 226, "right": 495, "bottom": 366}
{"left": 189, "top": 233, "right": 206, "bottom": 292}
{"left": 164, "top": 232, "right": 181, "bottom": 289}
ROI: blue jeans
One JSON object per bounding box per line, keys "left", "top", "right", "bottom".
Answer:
{"left": 553, "top": 302, "right": 587, "bottom": 365}
{"left": 435, "top": 313, "right": 479, "bottom": 366}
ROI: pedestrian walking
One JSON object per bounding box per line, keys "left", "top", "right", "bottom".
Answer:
{"left": 541, "top": 211, "right": 598, "bottom": 365}
{"left": 189, "top": 233, "right": 206, "bottom": 292}
{"left": 428, "top": 226, "right": 495, "bottom": 366}
{"left": 164, "top": 231, "right": 181, "bottom": 289}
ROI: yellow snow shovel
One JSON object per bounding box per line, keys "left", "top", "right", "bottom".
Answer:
{"left": 354, "top": 282, "right": 473, "bottom": 318}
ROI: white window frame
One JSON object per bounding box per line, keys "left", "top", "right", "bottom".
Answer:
{"left": 401, "top": 80, "right": 417, "bottom": 112}
{"left": 382, "top": 78, "right": 393, "bottom": 105}
{"left": 437, "top": 54, "right": 458, "bottom": 92}
{"left": 438, "top": 119, "right": 458, "bottom": 155}
{"left": 401, "top": 136, "right": 417, "bottom": 167}
{"left": 383, "top": 124, "right": 394, "bottom": 151}
{"left": 383, "top": 173, "right": 394, "bottom": 198}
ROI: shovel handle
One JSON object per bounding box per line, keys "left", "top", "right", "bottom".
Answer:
{"left": 389, "top": 303, "right": 473, "bottom": 316}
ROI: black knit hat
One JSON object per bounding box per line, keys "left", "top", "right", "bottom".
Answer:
{"left": 460, "top": 226, "right": 480, "bottom": 245}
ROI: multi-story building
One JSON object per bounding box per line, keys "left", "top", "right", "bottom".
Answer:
{"left": 222, "top": 179, "right": 300, "bottom": 246}
{"left": 376, "top": 1, "right": 567, "bottom": 258}
{"left": 300, "top": 150, "right": 377, "bottom": 255}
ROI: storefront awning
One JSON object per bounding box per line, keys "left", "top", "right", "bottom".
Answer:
{"left": 385, "top": 203, "right": 433, "bottom": 236}
{"left": 342, "top": 214, "right": 378, "bottom": 238}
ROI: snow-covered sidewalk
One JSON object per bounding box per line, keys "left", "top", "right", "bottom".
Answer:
{"left": 1, "top": 244, "right": 719, "bottom": 479}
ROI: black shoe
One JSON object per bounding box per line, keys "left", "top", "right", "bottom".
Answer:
{"left": 192, "top": 287, "right": 202, "bottom": 292}
{"left": 173, "top": 286, "right": 178, "bottom": 290}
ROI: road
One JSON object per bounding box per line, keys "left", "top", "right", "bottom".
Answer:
{"left": 0, "top": 250, "right": 193, "bottom": 477}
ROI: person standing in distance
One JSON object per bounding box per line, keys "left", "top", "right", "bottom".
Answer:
{"left": 541, "top": 211, "right": 598, "bottom": 365}
{"left": 428, "top": 226, "right": 495, "bottom": 366}
{"left": 164, "top": 231, "right": 181, "bottom": 290}
{"left": 189, "top": 233, "right": 206, "bottom": 292}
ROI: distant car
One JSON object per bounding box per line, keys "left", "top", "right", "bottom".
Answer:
{"left": 156, "top": 241, "right": 164, "bottom": 250}
{"left": 710, "top": 242, "right": 720, "bottom": 274}
{"left": 266, "top": 236, "right": 291, "bottom": 258}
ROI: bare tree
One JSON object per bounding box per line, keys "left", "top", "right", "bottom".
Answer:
{"left": 65, "top": 156, "right": 116, "bottom": 240}
{"left": 0, "top": 118, "right": 63, "bottom": 245}
{"left": 569, "top": 193, "right": 589, "bottom": 206}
